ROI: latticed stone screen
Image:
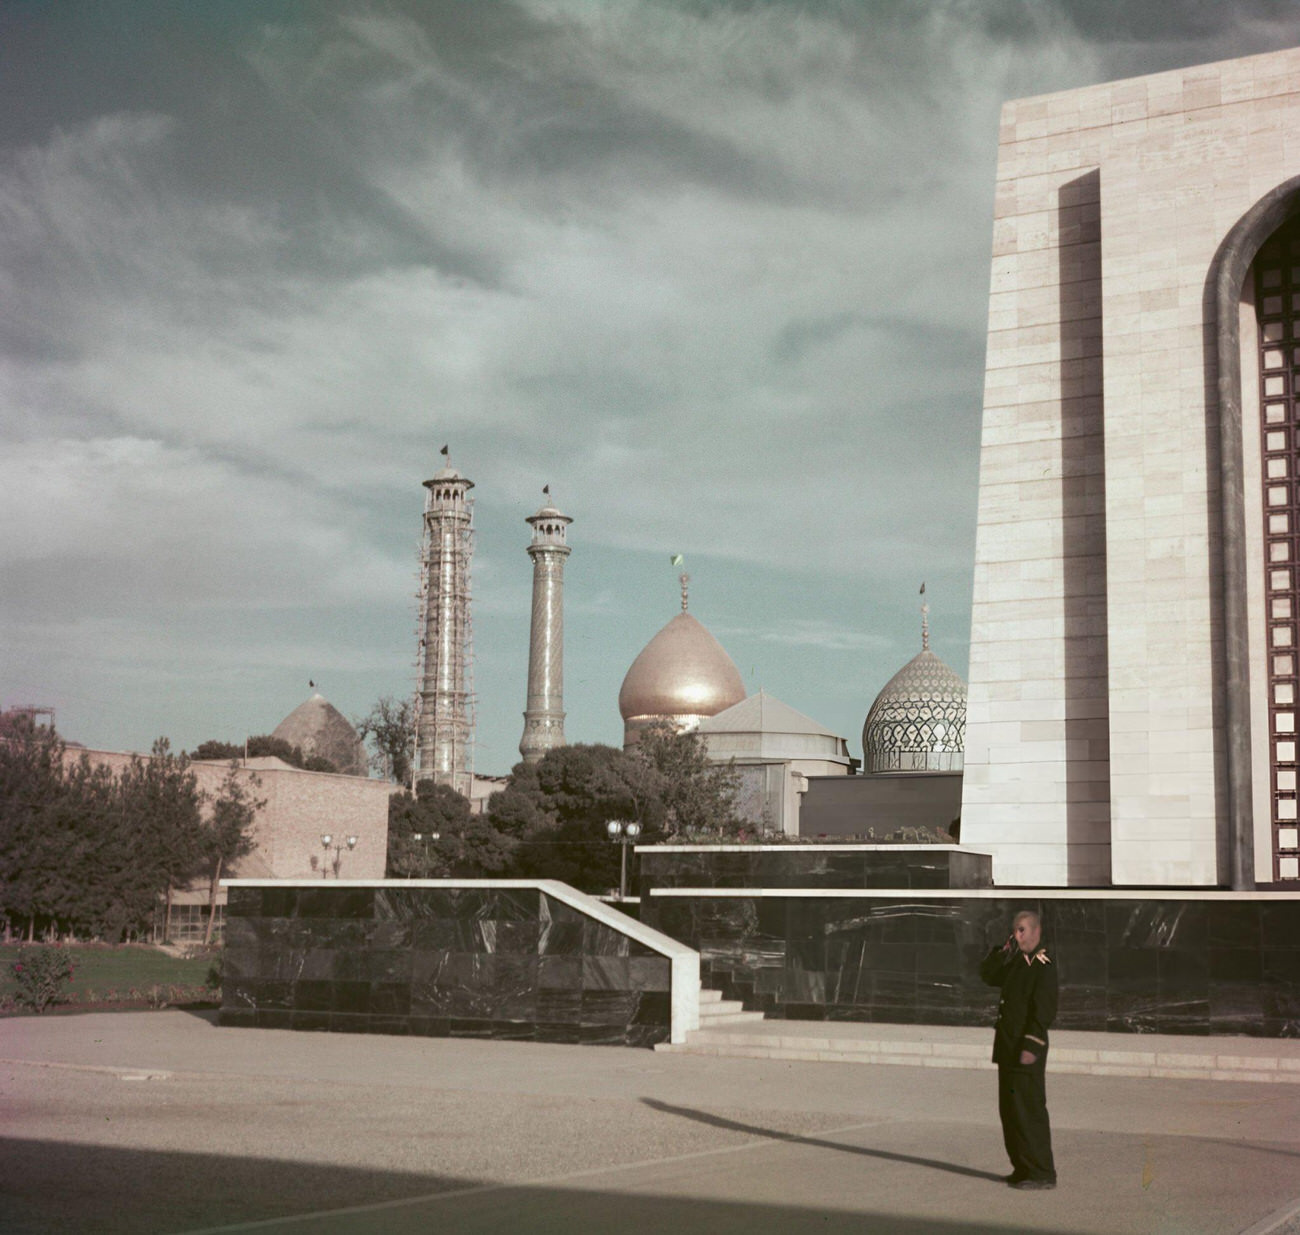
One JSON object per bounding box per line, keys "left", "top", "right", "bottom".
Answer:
{"left": 1256, "top": 219, "right": 1300, "bottom": 881}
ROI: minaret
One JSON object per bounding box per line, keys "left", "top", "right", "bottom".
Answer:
{"left": 414, "top": 445, "right": 475, "bottom": 795}
{"left": 519, "top": 487, "right": 572, "bottom": 763}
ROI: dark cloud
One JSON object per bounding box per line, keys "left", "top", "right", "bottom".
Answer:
{"left": 4, "top": 0, "right": 1300, "bottom": 761}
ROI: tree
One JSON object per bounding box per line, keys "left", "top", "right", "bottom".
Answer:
{"left": 190, "top": 739, "right": 241, "bottom": 762}
{"left": 489, "top": 728, "right": 748, "bottom": 894}
{"left": 631, "top": 722, "right": 746, "bottom": 840}
{"left": 355, "top": 697, "right": 415, "bottom": 784}
{"left": 198, "top": 766, "right": 265, "bottom": 945}
{"left": 189, "top": 735, "right": 337, "bottom": 774}
{"left": 117, "top": 740, "right": 204, "bottom": 942}
{"left": 386, "top": 781, "right": 511, "bottom": 878}
{"left": 0, "top": 713, "right": 70, "bottom": 940}
{"left": 496, "top": 744, "right": 663, "bottom": 894}
{"left": 47, "top": 754, "right": 122, "bottom": 940}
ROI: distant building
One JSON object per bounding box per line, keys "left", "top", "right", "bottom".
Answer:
{"left": 271, "top": 693, "right": 367, "bottom": 777}
{"left": 66, "top": 747, "right": 393, "bottom": 941}
{"left": 698, "top": 691, "right": 852, "bottom": 835}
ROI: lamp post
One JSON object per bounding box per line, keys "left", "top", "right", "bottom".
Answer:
{"left": 411, "top": 831, "right": 440, "bottom": 878}
{"left": 606, "top": 819, "right": 642, "bottom": 901}
{"left": 320, "top": 833, "right": 358, "bottom": 878}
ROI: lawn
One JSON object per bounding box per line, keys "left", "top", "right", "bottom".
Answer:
{"left": 1, "top": 943, "right": 216, "bottom": 1006}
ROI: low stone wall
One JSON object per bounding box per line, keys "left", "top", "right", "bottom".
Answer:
{"left": 220, "top": 880, "right": 699, "bottom": 1046}
{"left": 636, "top": 844, "right": 992, "bottom": 895}
{"left": 641, "top": 889, "right": 1300, "bottom": 1038}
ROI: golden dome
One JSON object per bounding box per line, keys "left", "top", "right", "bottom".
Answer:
{"left": 618, "top": 612, "right": 746, "bottom": 743}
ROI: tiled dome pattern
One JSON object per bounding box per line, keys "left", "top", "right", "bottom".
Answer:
{"left": 862, "top": 649, "right": 967, "bottom": 774}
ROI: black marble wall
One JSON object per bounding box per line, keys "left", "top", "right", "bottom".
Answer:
{"left": 641, "top": 894, "right": 1300, "bottom": 1038}
{"left": 220, "top": 885, "right": 673, "bottom": 1046}
{"left": 636, "top": 846, "right": 992, "bottom": 897}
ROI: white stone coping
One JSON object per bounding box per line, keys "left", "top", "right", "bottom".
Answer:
{"left": 645, "top": 886, "right": 1300, "bottom": 900}
{"left": 634, "top": 844, "right": 980, "bottom": 854}
{"left": 222, "top": 878, "right": 700, "bottom": 1043}
{"left": 664, "top": 1034, "right": 1300, "bottom": 1083}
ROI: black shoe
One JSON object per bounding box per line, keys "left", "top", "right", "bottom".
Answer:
{"left": 1011, "top": 1176, "right": 1056, "bottom": 1190}
{"left": 1004, "top": 1172, "right": 1026, "bottom": 1185}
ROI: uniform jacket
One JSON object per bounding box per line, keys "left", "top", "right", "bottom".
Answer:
{"left": 979, "top": 943, "right": 1058, "bottom": 1067}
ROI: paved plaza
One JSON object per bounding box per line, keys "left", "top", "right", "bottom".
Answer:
{"left": 2, "top": 1010, "right": 1300, "bottom": 1234}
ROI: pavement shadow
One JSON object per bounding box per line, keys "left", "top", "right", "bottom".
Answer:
{"left": 640, "top": 1098, "right": 1006, "bottom": 1182}
{"left": 0, "top": 1136, "right": 1043, "bottom": 1234}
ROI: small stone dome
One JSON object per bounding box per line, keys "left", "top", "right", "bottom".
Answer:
{"left": 619, "top": 612, "right": 746, "bottom": 745}
{"left": 862, "top": 649, "right": 967, "bottom": 774}
{"left": 271, "top": 694, "right": 368, "bottom": 776}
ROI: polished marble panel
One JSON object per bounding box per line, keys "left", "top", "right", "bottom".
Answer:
{"left": 642, "top": 893, "right": 1300, "bottom": 1038}
{"left": 221, "top": 884, "right": 673, "bottom": 1046}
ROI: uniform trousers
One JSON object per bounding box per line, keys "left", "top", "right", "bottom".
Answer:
{"left": 997, "top": 1056, "right": 1055, "bottom": 1181}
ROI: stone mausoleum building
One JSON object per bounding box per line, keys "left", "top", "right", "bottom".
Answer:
{"left": 963, "top": 45, "right": 1300, "bottom": 890}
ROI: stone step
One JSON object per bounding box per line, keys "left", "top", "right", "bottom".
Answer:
{"left": 696, "top": 994, "right": 765, "bottom": 1025}
{"left": 694, "top": 1010, "right": 769, "bottom": 1026}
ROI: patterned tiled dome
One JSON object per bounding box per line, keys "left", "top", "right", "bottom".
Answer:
{"left": 862, "top": 649, "right": 966, "bottom": 774}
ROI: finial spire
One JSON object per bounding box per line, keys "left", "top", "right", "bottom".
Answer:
{"left": 669, "top": 554, "right": 688, "bottom": 611}
{"left": 920, "top": 581, "right": 929, "bottom": 651}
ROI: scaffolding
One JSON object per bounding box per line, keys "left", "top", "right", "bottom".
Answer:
{"left": 412, "top": 457, "right": 476, "bottom": 797}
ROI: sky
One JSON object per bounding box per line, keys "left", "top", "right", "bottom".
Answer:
{"left": 5, "top": 1, "right": 1300, "bottom": 776}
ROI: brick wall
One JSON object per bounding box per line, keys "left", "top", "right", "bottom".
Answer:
{"left": 66, "top": 749, "right": 394, "bottom": 895}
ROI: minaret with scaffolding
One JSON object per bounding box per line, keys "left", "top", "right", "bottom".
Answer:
{"left": 414, "top": 446, "right": 475, "bottom": 796}
{"left": 519, "top": 487, "right": 572, "bottom": 763}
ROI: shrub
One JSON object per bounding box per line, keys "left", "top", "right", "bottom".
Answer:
{"left": 11, "top": 946, "right": 76, "bottom": 1013}
{"left": 205, "top": 954, "right": 224, "bottom": 991}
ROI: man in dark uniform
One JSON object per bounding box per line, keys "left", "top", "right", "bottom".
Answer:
{"left": 979, "top": 909, "right": 1058, "bottom": 1189}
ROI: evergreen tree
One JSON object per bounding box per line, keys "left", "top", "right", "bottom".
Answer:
{"left": 117, "top": 740, "right": 204, "bottom": 941}
{"left": 489, "top": 728, "right": 746, "bottom": 894}
{"left": 198, "top": 765, "right": 265, "bottom": 945}
{"left": 0, "top": 714, "right": 80, "bottom": 939}
{"left": 387, "top": 781, "right": 509, "bottom": 878}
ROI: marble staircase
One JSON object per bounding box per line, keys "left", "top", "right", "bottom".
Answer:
{"left": 691, "top": 986, "right": 766, "bottom": 1029}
